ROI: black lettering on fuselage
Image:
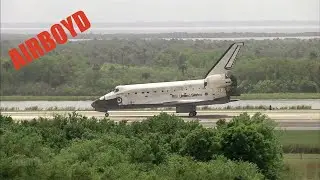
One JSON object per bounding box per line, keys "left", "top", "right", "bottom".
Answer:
{"left": 178, "top": 93, "right": 203, "bottom": 98}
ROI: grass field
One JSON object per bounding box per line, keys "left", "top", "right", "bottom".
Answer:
{"left": 279, "top": 130, "right": 320, "bottom": 146}
{"left": 284, "top": 154, "right": 320, "bottom": 180}
{"left": 279, "top": 130, "right": 320, "bottom": 154}
{"left": 1, "top": 93, "right": 319, "bottom": 101}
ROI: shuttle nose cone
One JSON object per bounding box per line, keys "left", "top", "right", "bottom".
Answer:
{"left": 91, "top": 100, "right": 99, "bottom": 109}
{"left": 91, "top": 98, "right": 118, "bottom": 111}
{"left": 91, "top": 99, "right": 109, "bottom": 110}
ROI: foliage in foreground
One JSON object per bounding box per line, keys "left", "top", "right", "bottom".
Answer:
{"left": 1, "top": 112, "right": 287, "bottom": 179}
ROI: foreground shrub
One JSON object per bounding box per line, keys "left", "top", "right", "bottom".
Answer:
{"left": 180, "top": 128, "right": 220, "bottom": 161}
{"left": 0, "top": 112, "right": 285, "bottom": 179}
{"left": 152, "top": 155, "right": 264, "bottom": 180}
{"left": 217, "top": 112, "right": 284, "bottom": 180}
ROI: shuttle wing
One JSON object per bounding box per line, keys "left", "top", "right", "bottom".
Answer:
{"left": 162, "top": 99, "right": 239, "bottom": 105}
{"left": 162, "top": 99, "right": 206, "bottom": 105}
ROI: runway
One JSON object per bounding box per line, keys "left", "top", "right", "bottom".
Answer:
{"left": 1, "top": 110, "right": 319, "bottom": 130}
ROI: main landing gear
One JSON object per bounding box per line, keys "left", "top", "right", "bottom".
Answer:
{"left": 188, "top": 111, "right": 197, "bottom": 117}
{"left": 177, "top": 105, "right": 197, "bottom": 117}
{"left": 105, "top": 112, "right": 109, "bottom": 117}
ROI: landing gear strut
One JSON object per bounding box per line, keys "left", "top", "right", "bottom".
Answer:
{"left": 188, "top": 111, "right": 197, "bottom": 117}
{"left": 105, "top": 112, "right": 109, "bottom": 117}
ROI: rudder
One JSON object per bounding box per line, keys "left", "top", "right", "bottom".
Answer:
{"left": 204, "top": 42, "right": 244, "bottom": 78}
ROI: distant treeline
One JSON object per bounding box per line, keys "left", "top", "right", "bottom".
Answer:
{"left": 1, "top": 32, "right": 319, "bottom": 40}
{"left": 82, "top": 32, "right": 320, "bottom": 39}
{"left": 1, "top": 37, "right": 319, "bottom": 96}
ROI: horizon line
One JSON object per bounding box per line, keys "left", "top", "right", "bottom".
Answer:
{"left": 1, "top": 20, "right": 319, "bottom": 24}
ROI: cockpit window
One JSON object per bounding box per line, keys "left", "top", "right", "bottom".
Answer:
{"left": 114, "top": 88, "right": 119, "bottom": 92}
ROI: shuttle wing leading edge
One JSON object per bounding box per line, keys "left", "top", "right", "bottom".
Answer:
{"left": 162, "top": 99, "right": 205, "bottom": 105}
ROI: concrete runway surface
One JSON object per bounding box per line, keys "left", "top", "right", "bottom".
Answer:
{"left": 1, "top": 110, "right": 320, "bottom": 130}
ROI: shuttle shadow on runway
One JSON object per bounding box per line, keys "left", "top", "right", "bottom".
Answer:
{"left": 180, "top": 115, "right": 233, "bottom": 119}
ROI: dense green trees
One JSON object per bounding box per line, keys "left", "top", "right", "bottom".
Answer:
{"left": 1, "top": 35, "right": 319, "bottom": 96}
{"left": 1, "top": 112, "right": 289, "bottom": 179}
{"left": 217, "top": 113, "right": 283, "bottom": 179}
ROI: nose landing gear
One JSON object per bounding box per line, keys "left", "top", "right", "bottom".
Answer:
{"left": 105, "top": 112, "right": 109, "bottom": 117}
{"left": 188, "top": 111, "right": 197, "bottom": 117}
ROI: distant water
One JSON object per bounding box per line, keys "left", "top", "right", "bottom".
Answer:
{"left": 67, "top": 36, "right": 320, "bottom": 42}
{"left": 1, "top": 100, "right": 320, "bottom": 110}
{"left": 145, "top": 36, "right": 320, "bottom": 41}
{"left": 1, "top": 25, "right": 319, "bottom": 34}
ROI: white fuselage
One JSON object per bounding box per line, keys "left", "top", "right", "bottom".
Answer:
{"left": 99, "top": 74, "right": 231, "bottom": 106}
{"left": 92, "top": 42, "right": 244, "bottom": 115}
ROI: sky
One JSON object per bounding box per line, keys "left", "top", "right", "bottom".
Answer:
{"left": 1, "top": 0, "right": 319, "bottom": 23}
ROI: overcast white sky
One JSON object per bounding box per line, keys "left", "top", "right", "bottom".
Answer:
{"left": 1, "top": 0, "right": 319, "bottom": 23}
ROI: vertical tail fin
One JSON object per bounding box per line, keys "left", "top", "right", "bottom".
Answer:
{"left": 204, "top": 42, "right": 244, "bottom": 78}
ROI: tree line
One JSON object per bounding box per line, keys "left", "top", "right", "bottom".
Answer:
{"left": 1, "top": 112, "right": 295, "bottom": 180}
{"left": 1, "top": 37, "right": 319, "bottom": 96}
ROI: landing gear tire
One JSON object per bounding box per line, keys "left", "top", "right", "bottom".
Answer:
{"left": 188, "top": 111, "right": 197, "bottom": 117}
{"left": 105, "top": 112, "right": 109, "bottom": 117}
